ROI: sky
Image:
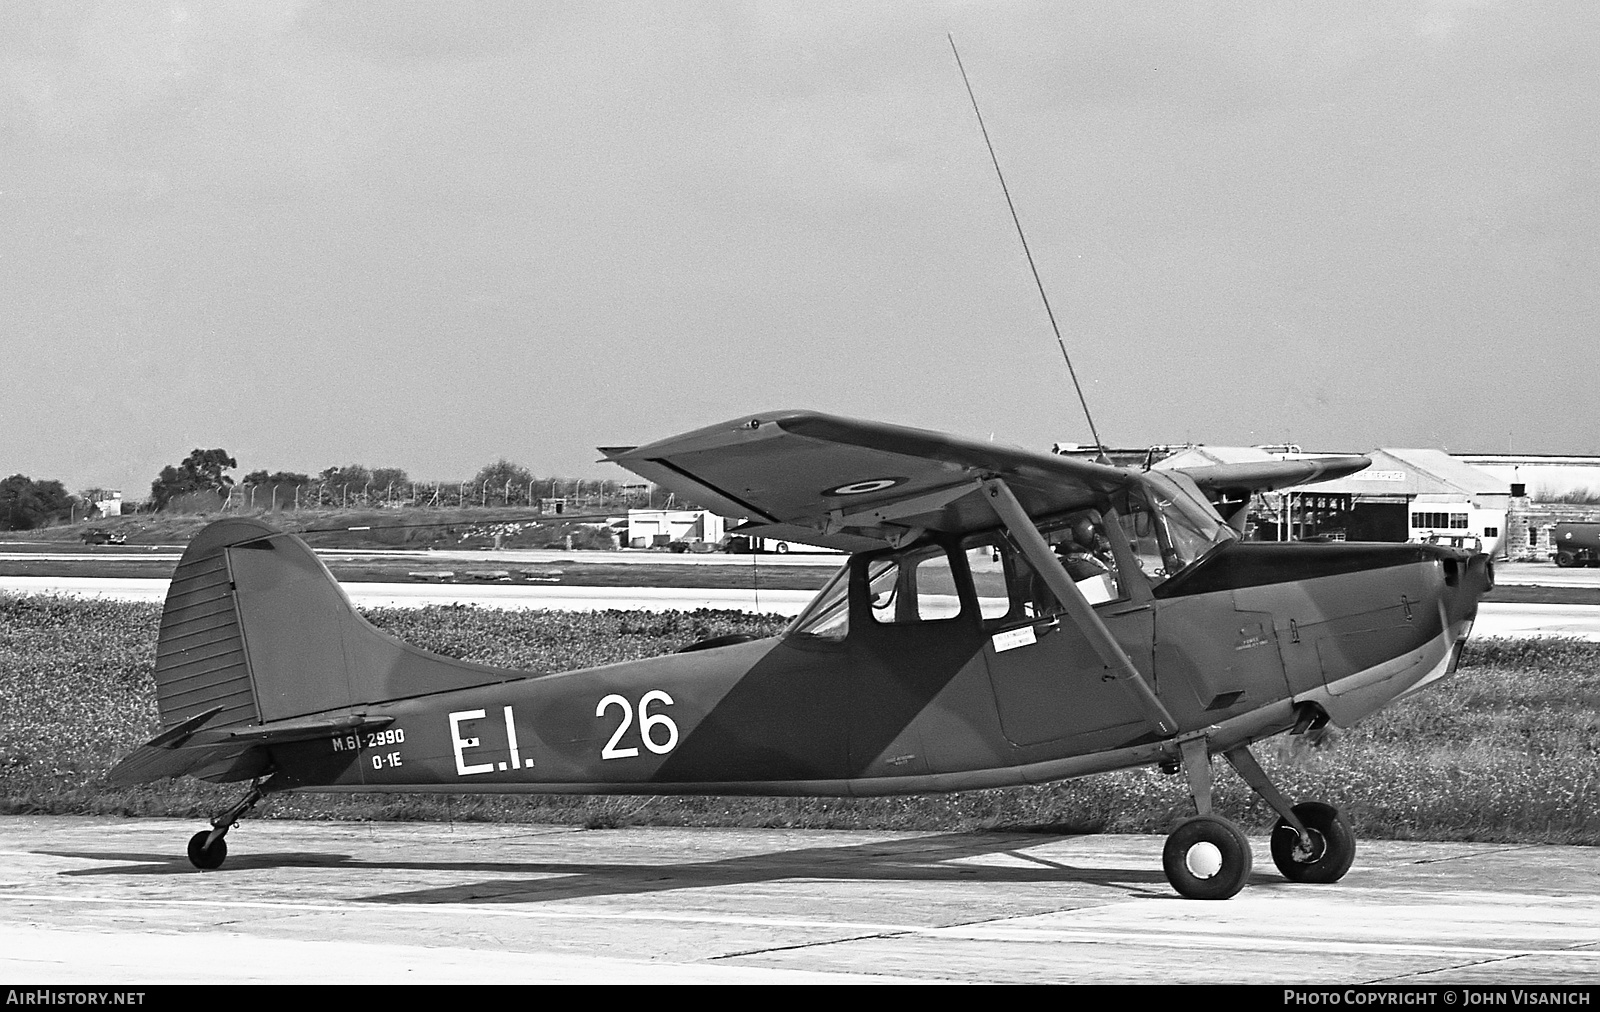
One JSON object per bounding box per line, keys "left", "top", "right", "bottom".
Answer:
{"left": 3, "top": 1, "right": 1597, "bottom": 497}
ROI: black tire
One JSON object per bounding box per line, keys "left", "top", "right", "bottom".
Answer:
{"left": 1270, "top": 802, "right": 1355, "bottom": 883}
{"left": 774, "top": 542, "right": 789, "bottom": 554}
{"left": 187, "top": 830, "right": 227, "bottom": 871}
{"left": 1556, "top": 553, "right": 1574, "bottom": 568}
{"left": 1162, "top": 815, "right": 1253, "bottom": 900}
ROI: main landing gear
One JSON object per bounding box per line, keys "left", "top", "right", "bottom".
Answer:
{"left": 186, "top": 780, "right": 268, "bottom": 870}
{"left": 1161, "top": 734, "right": 1355, "bottom": 899}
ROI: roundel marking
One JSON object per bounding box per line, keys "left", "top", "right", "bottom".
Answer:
{"left": 822, "top": 477, "right": 907, "bottom": 497}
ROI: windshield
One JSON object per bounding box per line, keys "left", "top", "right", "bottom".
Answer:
{"left": 1111, "top": 474, "right": 1235, "bottom": 586}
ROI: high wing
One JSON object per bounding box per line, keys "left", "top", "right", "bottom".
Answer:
{"left": 601, "top": 409, "right": 1133, "bottom": 550}
{"left": 1173, "top": 456, "right": 1372, "bottom": 496}
{"left": 1168, "top": 455, "right": 1371, "bottom": 531}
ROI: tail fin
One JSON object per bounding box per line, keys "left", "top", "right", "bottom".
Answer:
{"left": 150, "top": 518, "right": 513, "bottom": 733}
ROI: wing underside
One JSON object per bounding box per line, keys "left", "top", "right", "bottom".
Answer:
{"left": 603, "top": 410, "right": 1132, "bottom": 550}
{"left": 1174, "top": 456, "right": 1372, "bottom": 495}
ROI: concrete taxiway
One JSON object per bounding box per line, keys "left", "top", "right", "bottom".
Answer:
{"left": 1, "top": 816, "right": 1597, "bottom": 984}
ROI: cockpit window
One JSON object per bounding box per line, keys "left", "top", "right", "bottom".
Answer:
{"left": 787, "top": 543, "right": 964, "bottom": 639}
{"left": 868, "top": 544, "right": 961, "bottom": 624}
{"left": 786, "top": 561, "right": 859, "bottom": 641}
{"left": 964, "top": 510, "right": 1124, "bottom": 623}
{"left": 1110, "top": 477, "right": 1234, "bottom": 586}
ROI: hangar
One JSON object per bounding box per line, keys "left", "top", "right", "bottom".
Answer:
{"left": 1150, "top": 445, "right": 1511, "bottom": 556}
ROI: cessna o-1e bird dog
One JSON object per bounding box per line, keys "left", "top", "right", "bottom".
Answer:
{"left": 111, "top": 410, "right": 1492, "bottom": 899}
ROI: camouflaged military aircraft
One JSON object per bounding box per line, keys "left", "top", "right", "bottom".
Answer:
{"left": 111, "top": 409, "right": 1493, "bottom": 899}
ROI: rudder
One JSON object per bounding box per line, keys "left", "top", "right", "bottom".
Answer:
{"left": 152, "top": 518, "right": 514, "bottom": 734}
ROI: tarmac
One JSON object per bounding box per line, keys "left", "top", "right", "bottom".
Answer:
{"left": 2, "top": 815, "right": 1597, "bottom": 984}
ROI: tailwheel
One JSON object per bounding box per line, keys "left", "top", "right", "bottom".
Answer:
{"left": 185, "top": 779, "right": 267, "bottom": 870}
{"left": 187, "top": 830, "right": 227, "bottom": 870}
{"left": 1269, "top": 801, "right": 1355, "bottom": 883}
{"left": 1162, "top": 815, "right": 1253, "bottom": 900}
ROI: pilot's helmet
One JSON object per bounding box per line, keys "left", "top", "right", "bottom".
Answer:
{"left": 1071, "top": 518, "right": 1097, "bottom": 547}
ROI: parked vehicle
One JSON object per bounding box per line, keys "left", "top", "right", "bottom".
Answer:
{"left": 1552, "top": 522, "right": 1600, "bottom": 567}
{"left": 80, "top": 528, "right": 127, "bottom": 546}
{"left": 1412, "top": 531, "right": 1482, "bottom": 554}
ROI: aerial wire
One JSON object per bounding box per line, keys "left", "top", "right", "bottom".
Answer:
{"left": 948, "top": 34, "right": 1111, "bottom": 465}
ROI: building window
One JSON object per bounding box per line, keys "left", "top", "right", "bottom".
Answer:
{"left": 1484, "top": 526, "right": 1499, "bottom": 538}
{"left": 1411, "top": 511, "right": 1470, "bottom": 530}
{"left": 1529, "top": 528, "right": 1539, "bottom": 545}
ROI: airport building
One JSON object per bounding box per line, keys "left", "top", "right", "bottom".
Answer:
{"left": 1450, "top": 455, "right": 1600, "bottom": 560}
{"left": 1147, "top": 446, "right": 1513, "bottom": 555}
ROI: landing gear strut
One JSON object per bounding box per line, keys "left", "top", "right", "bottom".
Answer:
{"left": 1162, "top": 736, "right": 1357, "bottom": 899}
{"left": 186, "top": 779, "right": 268, "bottom": 870}
{"left": 1223, "top": 746, "right": 1356, "bottom": 884}
{"left": 1163, "top": 734, "right": 1253, "bottom": 899}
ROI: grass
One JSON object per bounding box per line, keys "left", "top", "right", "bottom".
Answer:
{"left": 0, "top": 505, "right": 621, "bottom": 551}
{"left": 1, "top": 594, "right": 1596, "bottom": 843}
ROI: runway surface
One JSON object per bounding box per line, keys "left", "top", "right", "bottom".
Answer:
{"left": 2, "top": 816, "right": 1597, "bottom": 984}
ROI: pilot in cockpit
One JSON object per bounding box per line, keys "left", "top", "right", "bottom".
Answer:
{"left": 1054, "top": 517, "right": 1121, "bottom": 603}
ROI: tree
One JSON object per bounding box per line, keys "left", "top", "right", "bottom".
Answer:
{"left": 370, "top": 467, "right": 408, "bottom": 490}
{"left": 243, "top": 470, "right": 310, "bottom": 487}
{"left": 0, "top": 474, "right": 73, "bottom": 530}
{"left": 318, "top": 464, "right": 371, "bottom": 490}
{"left": 472, "top": 459, "right": 534, "bottom": 505}
{"left": 149, "top": 449, "right": 237, "bottom": 511}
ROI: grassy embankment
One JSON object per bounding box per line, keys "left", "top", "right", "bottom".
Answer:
{"left": 1, "top": 593, "right": 1596, "bottom": 842}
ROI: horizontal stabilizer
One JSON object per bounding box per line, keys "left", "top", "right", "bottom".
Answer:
{"left": 108, "top": 708, "right": 394, "bottom": 786}
{"left": 187, "top": 712, "right": 394, "bottom": 747}
{"left": 143, "top": 706, "right": 226, "bottom": 749}
{"left": 107, "top": 741, "right": 248, "bottom": 786}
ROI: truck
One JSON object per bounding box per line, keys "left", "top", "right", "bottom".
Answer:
{"left": 1552, "top": 522, "right": 1600, "bottom": 567}
{"left": 720, "top": 533, "right": 844, "bottom": 555}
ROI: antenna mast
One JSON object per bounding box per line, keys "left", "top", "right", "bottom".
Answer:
{"left": 948, "top": 34, "right": 1110, "bottom": 464}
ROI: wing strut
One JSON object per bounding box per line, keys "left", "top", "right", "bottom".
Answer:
{"left": 981, "top": 478, "right": 1178, "bottom": 738}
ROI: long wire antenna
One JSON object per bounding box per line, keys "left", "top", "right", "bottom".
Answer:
{"left": 948, "top": 34, "right": 1111, "bottom": 465}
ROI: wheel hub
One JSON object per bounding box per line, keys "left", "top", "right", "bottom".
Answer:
{"left": 1185, "top": 841, "right": 1224, "bottom": 879}
{"left": 1292, "top": 828, "right": 1327, "bottom": 864}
